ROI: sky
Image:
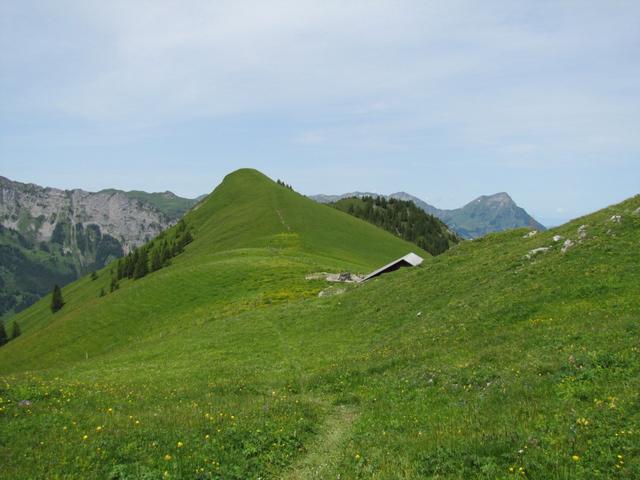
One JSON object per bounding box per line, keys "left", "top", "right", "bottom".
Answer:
{"left": 1, "top": 1, "right": 639, "bottom": 226}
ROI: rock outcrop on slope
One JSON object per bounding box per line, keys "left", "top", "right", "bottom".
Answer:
{"left": 0, "top": 176, "right": 169, "bottom": 256}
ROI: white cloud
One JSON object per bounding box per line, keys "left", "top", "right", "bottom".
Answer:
{"left": 2, "top": 1, "right": 638, "bottom": 136}
{"left": 2, "top": 0, "right": 640, "bottom": 216}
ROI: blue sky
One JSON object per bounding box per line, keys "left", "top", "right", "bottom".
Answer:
{"left": 1, "top": 1, "right": 639, "bottom": 226}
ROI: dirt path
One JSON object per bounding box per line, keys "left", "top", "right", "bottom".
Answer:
{"left": 276, "top": 208, "right": 291, "bottom": 232}
{"left": 282, "top": 404, "right": 358, "bottom": 480}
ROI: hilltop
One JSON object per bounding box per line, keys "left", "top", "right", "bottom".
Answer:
{"left": 0, "top": 170, "right": 638, "bottom": 479}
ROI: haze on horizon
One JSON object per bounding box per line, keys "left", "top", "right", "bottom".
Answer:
{"left": 1, "top": 1, "right": 639, "bottom": 227}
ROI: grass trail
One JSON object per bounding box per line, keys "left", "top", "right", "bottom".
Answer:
{"left": 283, "top": 404, "right": 358, "bottom": 480}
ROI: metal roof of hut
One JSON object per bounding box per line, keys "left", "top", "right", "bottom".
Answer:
{"left": 360, "top": 252, "right": 424, "bottom": 282}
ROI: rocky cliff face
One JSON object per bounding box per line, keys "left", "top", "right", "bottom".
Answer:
{"left": 0, "top": 176, "right": 198, "bottom": 318}
{"left": 0, "top": 176, "right": 170, "bottom": 259}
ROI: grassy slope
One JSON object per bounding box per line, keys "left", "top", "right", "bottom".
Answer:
{"left": 0, "top": 169, "right": 425, "bottom": 370}
{"left": 0, "top": 173, "right": 638, "bottom": 479}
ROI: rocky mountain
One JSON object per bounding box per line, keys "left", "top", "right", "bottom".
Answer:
{"left": 98, "top": 189, "right": 203, "bottom": 221}
{"left": 386, "top": 192, "right": 441, "bottom": 216}
{"left": 0, "top": 176, "right": 200, "bottom": 317}
{"left": 436, "top": 192, "right": 545, "bottom": 239}
{"left": 310, "top": 190, "right": 545, "bottom": 239}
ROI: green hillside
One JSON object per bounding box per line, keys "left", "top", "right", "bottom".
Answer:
{"left": 0, "top": 171, "right": 638, "bottom": 479}
{"left": 331, "top": 195, "right": 459, "bottom": 255}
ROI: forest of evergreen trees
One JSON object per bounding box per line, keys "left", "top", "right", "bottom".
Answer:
{"left": 331, "top": 196, "right": 459, "bottom": 256}
{"left": 111, "top": 219, "right": 193, "bottom": 290}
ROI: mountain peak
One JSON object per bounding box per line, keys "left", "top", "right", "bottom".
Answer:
{"left": 473, "top": 192, "right": 515, "bottom": 206}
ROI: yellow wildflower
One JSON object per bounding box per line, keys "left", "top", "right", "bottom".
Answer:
{"left": 572, "top": 455, "right": 580, "bottom": 462}
{"left": 164, "top": 454, "right": 172, "bottom": 461}
{"left": 177, "top": 441, "right": 184, "bottom": 448}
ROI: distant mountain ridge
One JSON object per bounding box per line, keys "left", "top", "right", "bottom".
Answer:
{"left": 310, "top": 190, "right": 545, "bottom": 239}
{"left": 0, "top": 175, "right": 201, "bottom": 317}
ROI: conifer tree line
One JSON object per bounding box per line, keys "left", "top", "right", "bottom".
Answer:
{"left": 113, "top": 219, "right": 193, "bottom": 286}
{"left": 276, "top": 179, "right": 294, "bottom": 190}
{"left": 332, "top": 196, "right": 460, "bottom": 256}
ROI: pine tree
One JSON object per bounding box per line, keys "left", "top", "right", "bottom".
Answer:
{"left": 116, "top": 258, "right": 124, "bottom": 280}
{"left": 133, "top": 248, "right": 149, "bottom": 279}
{"left": 51, "top": 284, "right": 64, "bottom": 313}
{"left": 150, "top": 248, "right": 163, "bottom": 272}
{"left": 128, "top": 251, "right": 138, "bottom": 278}
{"left": 99, "top": 288, "right": 106, "bottom": 297}
{"left": 0, "top": 322, "right": 7, "bottom": 346}
{"left": 11, "top": 322, "right": 21, "bottom": 339}
{"left": 90, "top": 271, "right": 98, "bottom": 281}
{"left": 162, "top": 242, "right": 171, "bottom": 261}
{"left": 110, "top": 276, "right": 119, "bottom": 292}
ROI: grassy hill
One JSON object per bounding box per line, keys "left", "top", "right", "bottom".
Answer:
{"left": 331, "top": 195, "right": 459, "bottom": 255}
{"left": 0, "top": 170, "right": 638, "bottom": 479}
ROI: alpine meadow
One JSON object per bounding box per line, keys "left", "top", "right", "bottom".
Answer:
{"left": 3, "top": 3, "right": 640, "bottom": 478}
{"left": 0, "top": 169, "right": 638, "bottom": 479}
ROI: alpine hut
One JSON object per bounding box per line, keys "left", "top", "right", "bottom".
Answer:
{"left": 360, "top": 252, "right": 424, "bottom": 282}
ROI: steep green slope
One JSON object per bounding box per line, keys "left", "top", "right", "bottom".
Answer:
{"left": 0, "top": 169, "right": 425, "bottom": 368}
{"left": 331, "top": 195, "right": 459, "bottom": 255}
{"left": 0, "top": 176, "right": 637, "bottom": 479}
